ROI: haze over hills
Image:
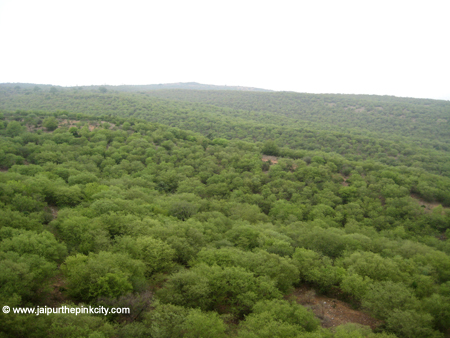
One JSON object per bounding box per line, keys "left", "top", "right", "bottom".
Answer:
{"left": 0, "top": 82, "right": 273, "bottom": 92}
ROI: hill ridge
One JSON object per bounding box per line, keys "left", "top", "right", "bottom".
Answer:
{"left": 0, "top": 82, "right": 273, "bottom": 92}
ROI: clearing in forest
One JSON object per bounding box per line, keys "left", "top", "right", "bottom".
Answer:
{"left": 291, "top": 285, "right": 382, "bottom": 330}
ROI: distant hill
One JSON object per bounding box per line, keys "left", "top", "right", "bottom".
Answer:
{"left": 107, "top": 82, "right": 273, "bottom": 92}
{"left": 0, "top": 82, "right": 272, "bottom": 92}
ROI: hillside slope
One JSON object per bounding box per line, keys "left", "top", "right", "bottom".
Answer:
{"left": 143, "top": 90, "right": 450, "bottom": 145}
{"left": 1, "top": 104, "right": 450, "bottom": 338}
{"left": 1, "top": 86, "right": 449, "bottom": 178}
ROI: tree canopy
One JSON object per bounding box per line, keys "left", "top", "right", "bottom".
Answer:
{"left": 0, "top": 87, "right": 449, "bottom": 337}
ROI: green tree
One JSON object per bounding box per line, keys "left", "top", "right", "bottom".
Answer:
{"left": 386, "top": 309, "right": 438, "bottom": 338}
{"left": 43, "top": 117, "right": 59, "bottom": 131}
{"left": 340, "top": 273, "right": 373, "bottom": 300}
{"left": 113, "top": 236, "right": 176, "bottom": 276}
{"left": 157, "top": 264, "right": 282, "bottom": 316}
{"left": 0, "top": 251, "right": 57, "bottom": 302}
{"left": 362, "top": 281, "right": 418, "bottom": 320}
{"left": 145, "top": 304, "right": 226, "bottom": 338}
{"left": 334, "top": 323, "right": 396, "bottom": 338}
{"left": 237, "top": 300, "right": 321, "bottom": 338}
{"left": 61, "top": 251, "right": 146, "bottom": 302}
{"left": 5, "top": 121, "right": 24, "bottom": 137}
{"left": 422, "top": 294, "right": 450, "bottom": 333}
{"left": 53, "top": 216, "right": 109, "bottom": 254}
{"left": 262, "top": 140, "right": 280, "bottom": 156}
{"left": 170, "top": 201, "right": 199, "bottom": 221}
{"left": 48, "top": 308, "right": 115, "bottom": 338}
{"left": 0, "top": 229, "right": 67, "bottom": 262}
{"left": 194, "top": 247, "right": 299, "bottom": 293}
{"left": 89, "top": 271, "right": 133, "bottom": 300}
{"left": 293, "top": 248, "right": 346, "bottom": 291}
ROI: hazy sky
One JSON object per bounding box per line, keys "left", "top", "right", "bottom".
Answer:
{"left": 1, "top": 0, "right": 449, "bottom": 100}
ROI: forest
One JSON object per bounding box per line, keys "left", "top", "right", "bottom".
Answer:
{"left": 1, "top": 85, "right": 449, "bottom": 178}
{"left": 0, "top": 84, "right": 449, "bottom": 338}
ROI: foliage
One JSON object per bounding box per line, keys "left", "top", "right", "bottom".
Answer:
{"left": 237, "top": 300, "right": 322, "bottom": 338}
{"left": 48, "top": 308, "right": 115, "bottom": 338}
{"left": 113, "top": 235, "right": 176, "bottom": 276}
{"left": 143, "top": 303, "right": 226, "bottom": 338}
{"left": 157, "top": 264, "right": 282, "bottom": 316}
{"left": 43, "top": 117, "right": 58, "bottom": 131}
{"left": 61, "top": 251, "right": 146, "bottom": 301}
{"left": 0, "top": 95, "right": 449, "bottom": 337}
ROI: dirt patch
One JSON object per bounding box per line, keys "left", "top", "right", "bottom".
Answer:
{"left": 45, "top": 273, "right": 69, "bottom": 307}
{"left": 49, "top": 206, "right": 58, "bottom": 219}
{"left": 344, "top": 106, "right": 365, "bottom": 112}
{"left": 341, "top": 174, "right": 349, "bottom": 186}
{"left": 291, "top": 286, "right": 382, "bottom": 330}
{"left": 410, "top": 193, "right": 442, "bottom": 212}
{"left": 59, "top": 119, "right": 115, "bottom": 131}
{"left": 59, "top": 119, "right": 79, "bottom": 129}
{"left": 438, "top": 232, "right": 448, "bottom": 241}
{"left": 262, "top": 155, "right": 278, "bottom": 164}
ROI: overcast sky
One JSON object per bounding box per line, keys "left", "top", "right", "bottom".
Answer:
{"left": 0, "top": 0, "right": 449, "bottom": 100}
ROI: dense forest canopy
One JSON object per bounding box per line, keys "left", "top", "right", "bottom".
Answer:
{"left": 1, "top": 85, "right": 449, "bottom": 178}
{"left": 0, "top": 84, "right": 449, "bottom": 338}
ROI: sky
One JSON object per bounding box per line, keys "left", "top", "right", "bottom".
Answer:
{"left": 0, "top": 0, "right": 449, "bottom": 100}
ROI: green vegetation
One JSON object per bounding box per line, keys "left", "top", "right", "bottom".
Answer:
{"left": 1, "top": 86, "right": 450, "bottom": 177}
{"left": 0, "top": 86, "right": 449, "bottom": 337}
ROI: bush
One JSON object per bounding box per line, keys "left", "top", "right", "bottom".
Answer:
{"left": 157, "top": 264, "right": 282, "bottom": 316}
{"left": 61, "top": 251, "right": 146, "bottom": 302}
{"left": 113, "top": 236, "right": 176, "bottom": 276}
{"left": 237, "top": 299, "right": 320, "bottom": 337}
{"left": 43, "top": 117, "right": 58, "bottom": 131}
